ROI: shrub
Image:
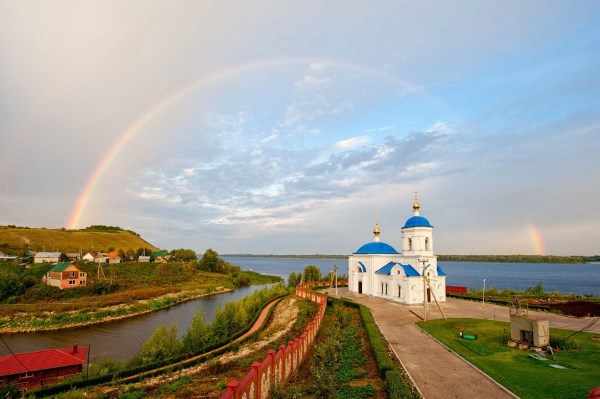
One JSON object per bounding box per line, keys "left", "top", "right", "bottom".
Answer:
{"left": 385, "top": 370, "right": 415, "bottom": 399}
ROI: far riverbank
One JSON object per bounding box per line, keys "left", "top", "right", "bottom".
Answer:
{"left": 0, "top": 286, "right": 232, "bottom": 333}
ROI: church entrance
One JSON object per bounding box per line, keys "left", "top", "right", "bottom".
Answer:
{"left": 358, "top": 281, "right": 363, "bottom": 294}
{"left": 427, "top": 288, "right": 431, "bottom": 302}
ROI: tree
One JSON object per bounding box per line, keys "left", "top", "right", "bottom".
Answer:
{"left": 303, "top": 265, "right": 322, "bottom": 282}
{"left": 198, "top": 249, "right": 220, "bottom": 272}
{"left": 170, "top": 248, "right": 198, "bottom": 262}
{"left": 138, "top": 321, "right": 182, "bottom": 364}
{"left": 288, "top": 272, "right": 302, "bottom": 288}
{"left": 183, "top": 311, "right": 213, "bottom": 353}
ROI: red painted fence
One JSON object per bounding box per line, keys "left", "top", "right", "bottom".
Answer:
{"left": 221, "top": 281, "right": 337, "bottom": 399}
{"left": 446, "top": 285, "right": 468, "bottom": 294}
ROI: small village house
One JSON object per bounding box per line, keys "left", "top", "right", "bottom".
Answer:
{"left": 0, "top": 344, "right": 88, "bottom": 389}
{"left": 44, "top": 262, "right": 87, "bottom": 289}
{"left": 152, "top": 250, "right": 168, "bottom": 263}
{"left": 106, "top": 250, "right": 121, "bottom": 264}
{"left": 93, "top": 253, "right": 108, "bottom": 264}
{"left": 82, "top": 252, "right": 97, "bottom": 262}
{"left": 33, "top": 252, "right": 62, "bottom": 263}
{"left": 138, "top": 255, "right": 151, "bottom": 262}
{"left": 65, "top": 253, "right": 81, "bottom": 262}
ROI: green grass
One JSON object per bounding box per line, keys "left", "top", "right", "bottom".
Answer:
{"left": 239, "top": 270, "right": 283, "bottom": 284}
{"left": 417, "top": 318, "right": 600, "bottom": 399}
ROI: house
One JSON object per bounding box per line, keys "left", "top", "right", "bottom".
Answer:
{"left": 348, "top": 195, "right": 446, "bottom": 305}
{"left": 138, "top": 255, "right": 151, "bottom": 263}
{"left": 0, "top": 344, "right": 88, "bottom": 389}
{"left": 65, "top": 253, "right": 81, "bottom": 262}
{"left": 0, "top": 252, "right": 18, "bottom": 262}
{"left": 152, "top": 250, "right": 168, "bottom": 263}
{"left": 106, "top": 250, "right": 121, "bottom": 264}
{"left": 82, "top": 252, "right": 97, "bottom": 262}
{"left": 33, "top": 252, "right": 62, "bottom": 264}
{"left": 93, "top": 253, "right": 108, "bottom": 264}
{"left": 44, "top": 262, "right": 87, "bottom": 289}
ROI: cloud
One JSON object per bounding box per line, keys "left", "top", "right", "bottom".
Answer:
{"left": 333, "top": 136, "right": 370, "bottom": 150}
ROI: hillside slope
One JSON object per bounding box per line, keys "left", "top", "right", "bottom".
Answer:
{"left": 0, "top": 226, "right": 157, "bottom": 253}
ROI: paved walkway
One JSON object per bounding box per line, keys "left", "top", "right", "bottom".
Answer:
{"left": 325, "top": 288, "right": 599, "bottom": 399}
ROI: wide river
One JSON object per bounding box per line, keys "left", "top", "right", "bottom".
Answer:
{"left": 223, "top": 256, "right": 600, "bottom": 295}
{"left": 1, "top": 257, "right": 598, "bottom": 362}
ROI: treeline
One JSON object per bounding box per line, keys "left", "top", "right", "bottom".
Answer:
{"left": 82, "top": 225, "right": 141, "bottom": 237}
{"left": 438, "top": 254, "right": 585, "bottom": 264}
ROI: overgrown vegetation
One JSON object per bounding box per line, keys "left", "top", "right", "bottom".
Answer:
{"left": 273, "top": 301, "right": 380, "bottom": 399}
{"left": 417, "top": 318, "right": 600, "bottom": 399}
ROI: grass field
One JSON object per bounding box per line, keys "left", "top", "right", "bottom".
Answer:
{"left": 0, "top": 226, "right": 157, "bottom": 253}
{"left": 417, "top": 318, "right": 600, "bottom": 399}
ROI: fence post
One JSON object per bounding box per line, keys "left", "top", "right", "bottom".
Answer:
{"left": 225, "top": 380, "right": 238, "bottom": 398}
{"left": 252, "top": 361, "right": 261, "bottom": 399}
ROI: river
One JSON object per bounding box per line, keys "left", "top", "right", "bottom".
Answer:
{"left": 222, "top": 256, "right": 600, "bottom": 295}
{"left": 0, "top": 284, "right": 272, "bottom": 361}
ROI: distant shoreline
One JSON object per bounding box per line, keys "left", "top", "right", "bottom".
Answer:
{"left": 223, "top": 254, "right": 594, "bottom": 264}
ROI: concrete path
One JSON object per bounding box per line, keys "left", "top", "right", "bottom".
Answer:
{"left": 325, "top": 288, "right": 598, "bottom": 399}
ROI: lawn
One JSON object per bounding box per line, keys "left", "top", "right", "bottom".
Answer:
{"left": 417, "top": 318, "right": 600, "bottom": 399}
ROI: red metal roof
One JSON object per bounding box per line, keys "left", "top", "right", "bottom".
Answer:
{"left": 0, "top": 346, "right": 87, "bottom": 376}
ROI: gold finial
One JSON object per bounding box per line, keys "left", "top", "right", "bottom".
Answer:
{"left": 373, "top": 223, "right": 380, "bottom": 236}
{"left": 413, "top": 191, "right": 420, "bottom": 211}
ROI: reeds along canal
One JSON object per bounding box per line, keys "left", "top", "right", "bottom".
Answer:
{"left": 0, "top": 284, "right": 273, "bottom": 362}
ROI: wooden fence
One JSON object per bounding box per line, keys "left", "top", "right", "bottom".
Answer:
{"left": 220, "top": 282, "right": 333, "bottom": 399}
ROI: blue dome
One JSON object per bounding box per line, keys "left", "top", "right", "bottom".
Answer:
{"left": 353, "top": 242, "right": 399, "bottom": 255}
{"left": 403, "top": 216, "right": 433, "bottom": 228}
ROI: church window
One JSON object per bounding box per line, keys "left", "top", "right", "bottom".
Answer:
{"left": 408, "top": 238, "right": 412, "bottom": 251}
{"left": 398, "top": 285, "right": 401, "bottom": 297}
{"left": 425, "top": 237, "right": 430, "bottom": 251}
{"left": 385, "top": 283, "right": 388, "bottom": 295}
{"left": 381, "top": 283, "right": 384, "bottom": 294}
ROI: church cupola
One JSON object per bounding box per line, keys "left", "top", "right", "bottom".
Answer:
{"left": 413, "top": 192, "right": 420, "bottom": 216}
{"left": 373, "top": 223, "right": 381, "bottom": 242}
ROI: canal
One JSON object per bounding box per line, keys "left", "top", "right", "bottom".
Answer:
{"left": 0, "top": 284, "right": 272, "bottom": 361}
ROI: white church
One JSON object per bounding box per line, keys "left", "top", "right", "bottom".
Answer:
{"left": 348, "top": 196, "right": 447, "bottom": 305}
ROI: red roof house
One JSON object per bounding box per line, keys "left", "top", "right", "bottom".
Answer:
{"left": 0, "top": 344, "right": 88, "bottom": 389}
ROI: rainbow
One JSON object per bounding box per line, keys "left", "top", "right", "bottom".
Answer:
{"left": 529, "top": 223, "right": 546, "bottom": 255}
{"left": 65, "top": 58, "right": 421, "bottom": 229}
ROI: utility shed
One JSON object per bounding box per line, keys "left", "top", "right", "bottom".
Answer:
{"left": 510, "top": 315, "right": 550, "bottom": 348}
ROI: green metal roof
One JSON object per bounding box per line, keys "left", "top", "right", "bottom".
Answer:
{"left": 47, "top": 262, "right": 73, "bottom": 272}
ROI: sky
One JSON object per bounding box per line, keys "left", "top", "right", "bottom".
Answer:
{"left": 1, "top": 1, "right": 599, "bottom": 256}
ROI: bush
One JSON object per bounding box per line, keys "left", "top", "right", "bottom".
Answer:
{"left": 0, "top": 383, "right": 21, "bottom": 399}
{"left": 385, "top": 370, "right": 415, "bottom": 399}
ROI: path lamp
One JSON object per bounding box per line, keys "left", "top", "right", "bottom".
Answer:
{"left": 418, "top": 258, "right": 428, "bottom": 322}
{"left": 483, "top": 278, "right": 486, "bottom": 307}
{"left": 333, "top": 265, "right": 338, "bottom": 297}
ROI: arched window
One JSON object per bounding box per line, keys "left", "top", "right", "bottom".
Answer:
{"left": 385, "top": 283, "right": 388, "bottom": 295}
{"left": 357, "top": 265, "right": 363, "bottom": 273}
{"left": 381, "top": 282, "right": 384, "bottom": 294}
{"left": 425, "top": 237, "right": 430, "bottom": 251}
{"left": 408, "top": 238, "right": 412, "bottom": 251}
{"left": 398, "top": 285, "right": 402, "bottom": 297}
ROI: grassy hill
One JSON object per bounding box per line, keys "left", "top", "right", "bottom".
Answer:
{"left": 0, "top": 226, "right": 157, "bottom": 253}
